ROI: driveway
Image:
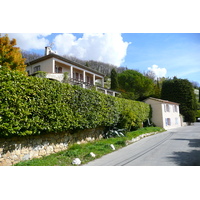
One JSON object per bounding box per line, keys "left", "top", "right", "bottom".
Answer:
{"left": 84, "top": 123, "right": 200, "bottom": 166}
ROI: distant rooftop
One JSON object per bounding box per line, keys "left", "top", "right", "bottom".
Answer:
{"left": 145, "top": 97, "right": 180, "bottom": 105}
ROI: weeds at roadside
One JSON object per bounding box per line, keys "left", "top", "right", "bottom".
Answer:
{"left": 14, "top": 127, "right": 164, "bottom": 166}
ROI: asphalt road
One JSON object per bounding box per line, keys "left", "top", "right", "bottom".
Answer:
{"left": 84, "top": 123, "right": 200, "bottom": 166}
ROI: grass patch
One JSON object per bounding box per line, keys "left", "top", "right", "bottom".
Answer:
{"left": 14, "top": 127, "right": 164, "bottom": 166}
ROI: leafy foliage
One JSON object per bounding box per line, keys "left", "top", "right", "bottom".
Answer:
{"left": 104, "top": 128, "right": 126, "bottom": 139}
{"left": 0, "top": 34, "right": 26, "bottom": 72}
{"left": 118, "top": 70, "right": 154, "bottom": 100}
{"left": 116, "top": 97, "right": 150, "bottom": 131}
{"left": 110, "top": 68, "right": 119, "bottom": 90}
{"left": 161, "top": 77, "right": 197, "bottom": 123}
{"left": 0, "top": 68, "right": 150, "bottom": 137}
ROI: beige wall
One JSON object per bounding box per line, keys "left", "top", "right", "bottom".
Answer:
{"left": 27, "top": 58, "right": 54, "bottom": 74}
{"left": 145, "top": 99, "right": 163, "bottom": 128}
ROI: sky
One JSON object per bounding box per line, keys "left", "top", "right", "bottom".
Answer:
{"left": 5, "top": 33, "right": 200, "bottom": 85}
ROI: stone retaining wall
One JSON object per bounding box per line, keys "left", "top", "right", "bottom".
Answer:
{"left": 0, "top": 127, "right": 104, "bottom": 166}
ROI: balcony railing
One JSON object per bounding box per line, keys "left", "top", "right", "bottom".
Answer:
{"left": 69, "top": 78, "right": 94, "bottom": 89}
{"left": 34, "top": 73, "right": 120, "bottom": 97}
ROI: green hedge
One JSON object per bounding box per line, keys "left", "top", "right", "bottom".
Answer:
{"left": 0, "top": 68, "right": 150, "bottom": 137}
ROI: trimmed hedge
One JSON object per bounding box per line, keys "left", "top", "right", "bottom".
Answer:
{"left": 0, "top": 68, "right": 150, "bottom": 137}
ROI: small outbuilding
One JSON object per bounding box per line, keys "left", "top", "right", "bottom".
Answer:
{"left": 144, "top": 97, "right": 182, "bottom": 130}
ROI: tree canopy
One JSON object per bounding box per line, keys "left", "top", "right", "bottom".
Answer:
{"left": 0, "top": 34, "right": 26, "bottom": 72}
{"left": 118, "top": 70, "right": 154, "bottom": 100}
{"left": 161, "top": 77, "right": 197, "bottom": 123}
{"left": 110, "top": 68, "right": 119, "bottom": 90}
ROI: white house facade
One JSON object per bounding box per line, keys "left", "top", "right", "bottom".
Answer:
{"left": 26, "top": 47, "right": 120, "bottom": 96}
{"left": 144, "top": 97, "right": 182, "bottom": 130}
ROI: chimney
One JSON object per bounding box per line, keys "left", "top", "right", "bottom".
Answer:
{"left": 45, "top": 46, "right": 57, "bottom": 55}
{"left": 45, "top": 46, "right": 51, "bottom": 55}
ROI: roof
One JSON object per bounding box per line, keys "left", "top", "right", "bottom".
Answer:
{"left": 26, "top": 53, "right": 105, "bottom": 77}
{"left": 144, "top": 97, "right": 180, "bottom": 105}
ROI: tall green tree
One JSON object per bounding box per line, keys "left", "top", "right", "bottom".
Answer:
{"left": 118, "top": 70, "right": 154, "bottom": 100}
{"left": 199, "top": 87, "right": 200, "bottom": 103}
{"left": 110, "top": 68, "right": 119, "bottom": 90}
{"left": 0, "top": 34, "right": 26, "bottom": 72}
{"left": 161, "top": 77, "right": 197, "bottom": 123}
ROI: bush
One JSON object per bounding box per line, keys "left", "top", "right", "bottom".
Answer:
{"left": 0, "top": 68, "right": 150, "bottom": 137}
{"left": 116, "top": 98, "right": 150, "bottom": 131}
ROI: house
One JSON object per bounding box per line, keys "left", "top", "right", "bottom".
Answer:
{"left": 144, "top": 97, "right": 182, "bottom": 130}
{"left": 26, "top": 47, "right": 120, "bottom": 96}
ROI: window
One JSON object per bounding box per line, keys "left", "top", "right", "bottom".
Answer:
{"left": 165, "top": 118, "right": 171, "bottom": 126}
{"left": 34, "top": 65, "right": 40, "bottom": 73}
{"left": 164, "top": 104, "right": 170, "bottom": 112}
{"left": 175, "top": 118, "right": 179, "bottom": 125}
{"left": 172, "top": 105, "right": 178, "bottom": 112}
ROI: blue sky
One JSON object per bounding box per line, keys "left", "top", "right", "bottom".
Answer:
{"left": 122, "top": 33, "right": 200, "bottom": 84}
{"left": 6, "top": 33, "right": 200, "bottom": 85}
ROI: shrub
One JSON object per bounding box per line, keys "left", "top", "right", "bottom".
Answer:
{"left": 0, "top": 68, "right": 150, "bottom": 137}
{"left": 116, "top": 97, "right": 150, "bottom": 131}
{"left": 34, "top": 71, "right": 47, "bottom": 78}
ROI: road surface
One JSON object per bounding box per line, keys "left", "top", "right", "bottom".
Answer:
{"left": 84, "top": 123, "right": 200, "bottom": 166}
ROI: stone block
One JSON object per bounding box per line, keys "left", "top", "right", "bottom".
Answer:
{"left": 22, "top": 154, "right": 30, "bottom": 161}
{"left": 18, "top": 154, "right": 23, "bottom": 160}
{"left": 30, "top": 151, "right": 39, "bottom": 159}
{"left": 4, "top": 151, "right": 11, "bottom": 158}
{"left": 39, "top": 150, "right": 46, "bottom": 156}
{"left": 46, "top": 146, "right": 54, "bottom": 154}
{"left": 1, "top": 159, "right": 12, "bottom": 166}
{"left": 14, "top": 149, "right": 21, "bottom": 156}
{"left": 54, "top": 148, "right": 61, "bottom": 153}
{"left": 55, "top": 144, "right": 61, "bottom": 148}
{"left": 21, "top": 148, "right": 29, "bottom": 155}
{"left": 33, "top": 145, "right": 44, "bottom": 151}
{"left": 86, "top": 137, "right": 92, "bottom": 142}
{"left": 63, "top": 142, "right": 68, "bottom": 147}
{"left": 12, "top": 155, "right": 19, "bottom": 161}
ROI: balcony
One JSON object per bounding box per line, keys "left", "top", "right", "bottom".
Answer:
{"left": 33, "top": 73, "right": 119, "bottom": 97}
{"left": 69, "top": 78, "right": 120, "bottom": 97}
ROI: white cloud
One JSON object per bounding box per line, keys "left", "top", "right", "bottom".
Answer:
{"left": 148, "top": 64, "right": 167, "bottom": 78}
{"left": 53, "top": 33, "right": 130, "bottom": 66}
{"left": 3, "top": 33, "right": 130, "bottom": 66}
{"left": 5, "top": 33, "right": 51, "bottom": 50}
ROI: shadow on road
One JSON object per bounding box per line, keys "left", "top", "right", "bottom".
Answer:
{"left": 168, "top": 150, "right": 200, "bottom": 166}
{"left": 167, "top": 138, "right": 200, "bottom": 166}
